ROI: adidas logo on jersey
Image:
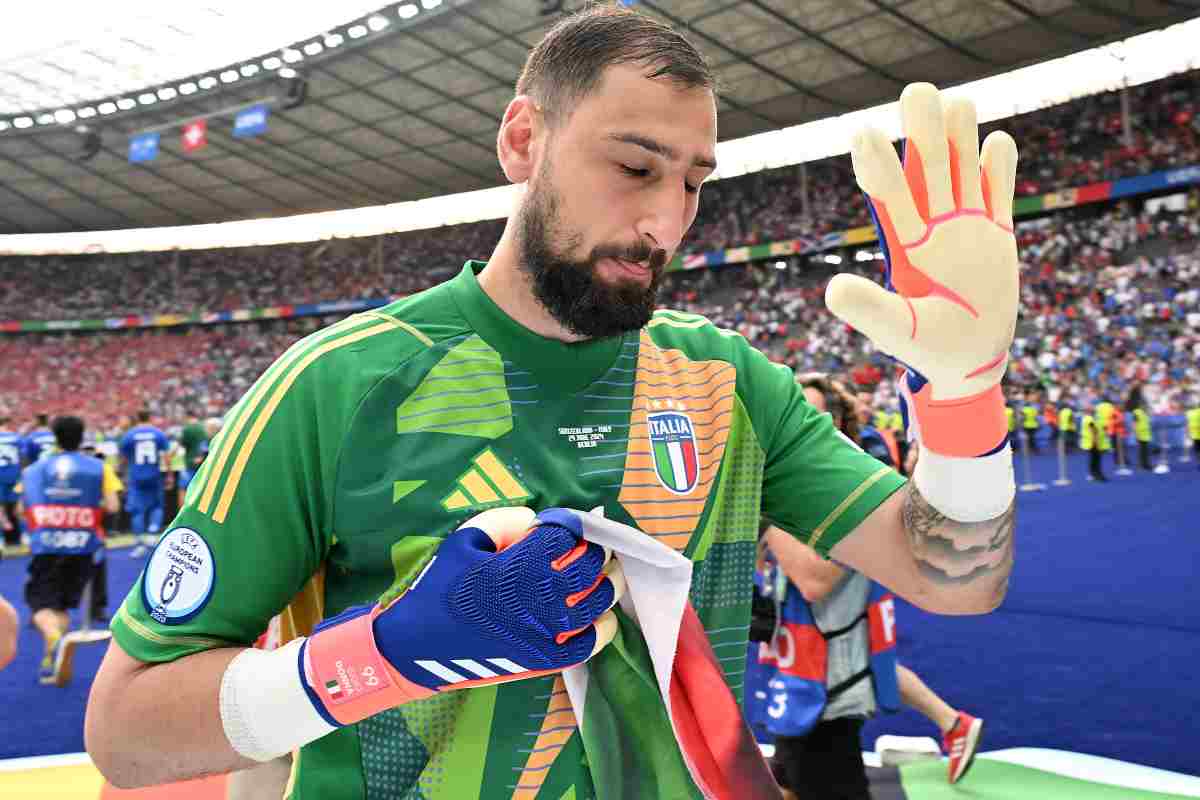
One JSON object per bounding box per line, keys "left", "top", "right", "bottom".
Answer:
{"left": 441, "top": 448, "right": 532, "bottom": 512}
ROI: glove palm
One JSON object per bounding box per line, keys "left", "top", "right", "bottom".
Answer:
{"left": 826, "top": 83, "right": 1020, "bottom": 456}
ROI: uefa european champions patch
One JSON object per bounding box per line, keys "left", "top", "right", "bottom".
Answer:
{"left": 142, "top": 527, "right": 215, "bottom": 625}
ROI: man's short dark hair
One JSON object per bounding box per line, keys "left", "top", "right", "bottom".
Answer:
{"left": 516, "top": 2, "right": 715, "bottom": 128}
{"left": 36, "top": 413, "right": 48, "bottom": 427}
{"left": 137, "top": 409, "right": 151, "bottom": 423}
{"left": 52, "top": 416, "right": 84, "bottom": 452}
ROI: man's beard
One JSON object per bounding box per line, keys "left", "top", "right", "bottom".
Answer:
{"left": 517, "top": 174, "right": 667, "bottom": 339}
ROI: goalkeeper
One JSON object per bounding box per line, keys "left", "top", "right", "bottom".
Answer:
{"left": 86, "top": 5, "right": 1019, "bottom": 798}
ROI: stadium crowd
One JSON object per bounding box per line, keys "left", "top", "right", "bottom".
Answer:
{"left": 0, "top": 317, "right": 335, "bottom": 439}
{"left": 1005, "top": 68, "right": 1200, "bottom": 197}
{"left": 0, "top": 66, "right": 1197, "bottom": 435}
{"left": 2, "top": 198, "right": 1197, "bottom": 436}
{"left": 663, "top": 201, "right": 1200, "bottom": 417}
{"left": 4, "top": 70, "right": 1200, "bottom": 322}
{"left": 0, "top": 223, "right": 497, "bottom": 322}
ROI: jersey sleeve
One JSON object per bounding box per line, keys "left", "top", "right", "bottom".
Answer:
{"left": 111, "top": 330, "right": 364, "bottom": 664}
{"left": 735, "top": 340, "right": 906, "bottom": 556}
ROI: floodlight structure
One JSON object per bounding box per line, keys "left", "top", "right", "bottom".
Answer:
{"left": 74, "top": 126, "right": 102, "bottom": 162}
{"left": 280, "top": 71, "right": 308, "bottom": 111}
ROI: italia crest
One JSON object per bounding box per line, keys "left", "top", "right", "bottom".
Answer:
{"left": 647, "top": 411, "right": 699, "bottom": 494}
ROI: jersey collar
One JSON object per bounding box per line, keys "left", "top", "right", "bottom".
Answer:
{"left": 449, "top": 261, "right": 629, "bottom": 394}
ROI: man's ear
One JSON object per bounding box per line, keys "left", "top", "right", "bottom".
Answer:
{"left": 497, "top": 96, "right": 541, "bottom": 184}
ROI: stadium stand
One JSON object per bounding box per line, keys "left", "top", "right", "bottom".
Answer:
{"left": 0, "top": 317, "right": 336, "bottom": 434}
{"left": 4, "top": 8, "right": 1200, "bottom": 799}
{"left": 4, "top": 69, "right": 1200, "bottom": 323}
{"left": 4, "top": 200, "right": 1197, "bottom": 433}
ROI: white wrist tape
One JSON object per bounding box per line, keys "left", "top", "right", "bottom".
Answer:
{"left": 219, "top": 638, "right": 336, "bottom": 762}
{"left": 912, "top": 444, "right": 1014, "bottom": 523}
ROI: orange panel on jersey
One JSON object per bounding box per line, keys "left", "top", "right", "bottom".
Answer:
{"left": 511, "top": 675, "right": 578, "bottom": 800}
{"left": 618, "top": 331, "right": 735, "bottom": 551}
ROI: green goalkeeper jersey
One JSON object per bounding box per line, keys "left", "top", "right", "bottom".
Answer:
{"left": 112, "top": 261, "right": 905, "bottom": 800}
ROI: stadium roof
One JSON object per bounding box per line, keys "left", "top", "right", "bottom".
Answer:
{"left": 0, "top": 3, "right": 391, "bottom": 117}
{"left": 0, "top": 0, "right": 1195, "bottom": 235}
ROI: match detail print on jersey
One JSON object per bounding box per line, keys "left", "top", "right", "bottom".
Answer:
{"left": 618, "top": 330, "right": 736, "bottom": 552}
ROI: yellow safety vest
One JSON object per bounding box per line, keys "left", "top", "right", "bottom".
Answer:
{"left": 1080, "top": 415, "right": 1096, "bottom": 450}
{"left": 1188, "top": 408, "right": 1200, "bottom": 441}
{"left": 888, "top": 412, "right": 903, "bottom": 433}
{"left": 102, "top": 462, "right": 125, "bottom": 495}
{"left": 1133, "top": 409, "right": 1151, "bottom": 443}
{"left": 1058, "top": 408, "right": 1075, "bottom": 432}
{"left": 1005, "top": 407, "right": 1015, "bottom": 432}
{"left": 874, "top": 411, "right": 890, "bottom": 431}
{"left": 1096, "top": 402, "right": 1113, "bottom": 450}
{"left": 1022, "top": 406, "right": 1038, "bottom": 430}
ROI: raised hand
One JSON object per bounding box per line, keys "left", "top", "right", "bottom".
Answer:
{"left": 826, "top": 83, "right": 1019, "bottom": 457}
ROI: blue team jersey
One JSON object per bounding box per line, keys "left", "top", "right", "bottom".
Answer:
{"left": 22, "top": 452, "right": 105, "bottom": 555}
{"left": 0, "top": 430, "right": 21, "bottom": 485}
{"left": 120, "top": 425, "right": 169, "bottom": 485}
{"left": 22, "top": 428, "right": 56, "bottom": 464}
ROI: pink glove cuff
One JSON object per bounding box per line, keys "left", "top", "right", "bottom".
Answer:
{"left": 907, "top": 382, "right": 1006, "bottom": 457}
{"left": 304, "top": 606, "right": 433, "bottom": 726}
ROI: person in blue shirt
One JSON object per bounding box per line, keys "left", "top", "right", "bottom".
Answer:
{"left": 21, "top": 413, "right": 56, "bottom": 466}
{"left": 119, "top": 410, "right": 169, "bottom": 558}
{"left": 20, "top": 416, "right": 119, "bottom": 683}
{"left": 0, "top": 415, "right": 22, "bottom": 551}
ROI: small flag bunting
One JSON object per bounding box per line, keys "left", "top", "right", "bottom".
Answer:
{"left": 182, "top": 119, "right": 207, "bottom": 152}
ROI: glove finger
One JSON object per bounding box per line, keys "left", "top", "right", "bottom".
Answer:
{"left": 980, "top": 130, "right": 1019, "bottom": 230}
{"left": 564, "top": 575, "right": 614, "bottom": 633}
{"left": 944, "top": 96, "right": 984, "bottom": 211}
{"left": 563, "top": 559, "right": 626, "bottom": 633}
{"left": 602, "top": 558, "right": 626, "bottom": 611}
{"left": 589, "top": 610, "right": 619, "bottom": 658}
{"left": 825, "top": 273, "right": 918, "bottom": 364}
{"left": 851, "top": 126, "right": 925, "bottom": 246}
{"left": 900, "top": 82, "right": 955, "bottom": 219}
{"left": 551, "top": 539, "right": 607, "bottom": 588}
{"left": 461, "top": 506, "right": 537, "bottom": 552}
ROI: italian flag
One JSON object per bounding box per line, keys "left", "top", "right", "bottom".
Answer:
{"left": 562, "top": 510, "right": 780, "bottom": 800}
{"left": 325, "top": 679, "right": 342, "bottom": 698}
{"left": 574, "top": 605, "right": 780, "bottom": 799}
{"left": 653, "top": 436, "right": 698, "bottom": 493}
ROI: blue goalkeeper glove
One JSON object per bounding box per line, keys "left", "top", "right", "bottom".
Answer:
{"left": 300, "top": 507, "right": 624, "bottom": 726}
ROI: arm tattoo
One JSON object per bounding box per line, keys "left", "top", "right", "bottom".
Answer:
{"left": 902, "top": 481, "right": 1015, "bottom": 588}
